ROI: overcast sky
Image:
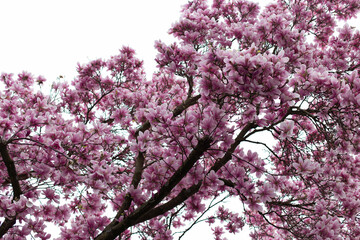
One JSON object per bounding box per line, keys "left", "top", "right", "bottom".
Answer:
{"left": 0, "top": 0, "right": 192, "bottom": 82}
{"left": 0, "top": 1, "right": 359, "bottom": 239}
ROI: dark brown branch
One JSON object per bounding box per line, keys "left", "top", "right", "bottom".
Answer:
{"left": 95, "top": 136, "right": 212, "bottom": 240}
{"left": 267, "top": 201, "right": 315, "bottom": 212}
{"left": 219, "top": 178, "right": 235, "bottom": 188}
{"left": 85, "top": 89, "right": 114, "bottom": 124}
{"left": 186, "top": 76, "right": 194, "bottom": 99}
{"left": 134, "top": 182, "right": 202, "bottom": 224}
{"left": 0, "top": 218, "right": 16, "bottom": 238}
{"left": 133, "top": 177, "right": 238, "bottom": 225}
{"left": 129, "top": 122, "right": 256, "bottom": 232}
{"left": 109, "top": 151, "right": 146, "bottom": 225}
{"left": 0, "top": 143, "right": 22, "bottom": 200}
{"left": 99, "top": 95, "right": 203, "bottom": 239}
{"left": 287, "top": 107, "right": 318, "bottom": 118}
{"left": 348, "top": 63, "right": 360, "bottom": 71}
{"left": 109, "top": 147, "right": 145, "bottom": 228}
{"left": 0, "top": 142, "right": 22, "bottom": 237}
{"left": 130, "top": 153, "right": 145, "bottom": 188}
{"left": 132, "top": 136, "right": 211, "bottom": 214}
{"left": 135, "top": 176, "right": 245, "bottom": 225}
{"left": 135, "top": 94, "right": 201, "bottom": 137}
{"left": 108, "top": 94, "right": 203, "bottom": 230}
{"left": 211, "top": 122, "right": 257, "bottom": 173}
{"left": 172, "top": 94, "right": 201, "bottom": 118}
{"left": 2, "top": 172, "right": 31, "bottom": 186}
{"left": 135, "top": 121, "right": 151, "bottom": 138}
{"left": 122, "top": 122, "right": 256, "bottom": 232}
{"left": 258, "top": 211, "right": 289, "bottom": 231}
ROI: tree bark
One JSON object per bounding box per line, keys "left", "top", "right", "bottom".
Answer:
{"left": 95, "top": 136, "right": 212, "bottom": 240}
{"left": 0, "top": 142, "right": 22, "bottom": 237}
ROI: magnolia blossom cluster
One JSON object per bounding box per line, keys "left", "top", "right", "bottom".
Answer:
{"left": 1, "top": 0, "right": 360, "bottom": 239}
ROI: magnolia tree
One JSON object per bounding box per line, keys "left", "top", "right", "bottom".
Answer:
{"left": 1, "top": 0, "right": 360, "bottom": 239}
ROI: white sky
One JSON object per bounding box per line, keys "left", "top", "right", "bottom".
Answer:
{"left": 0, "top": 0, "right": 190, "bottom": 82}
{"left": 0, "top": 0, "right": 359, "bottom": 239}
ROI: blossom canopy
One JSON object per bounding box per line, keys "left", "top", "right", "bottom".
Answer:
{"left": 1, "top": 0, "right": 360, "bottom": 239}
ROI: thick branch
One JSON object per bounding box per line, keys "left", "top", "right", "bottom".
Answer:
{"left": 186, "top": 76, "right": 194, "bottom": 98}
{"left": 0, "top": 143, "right": 22, "bottom": 199}
{"left": 172, "top": 94, "right": 201, "bottom": 118}
{"left": 110, "top": 146, "right": 145, "bottom": 226}
{"left": 0, "top": 142, "right": 22, "bottom": 237}
{"left": 129, "top": 123, "right": 256, "bottom": 231}
{"left": 134, "top": 182, "right": 203, "bottom": 224}
{"left": 100, "top": 95, "right": 203, "bottom": 238}
{"left": 111, "top": 152, "right": 145, "bottom": 223}
{"left": 108, "top": 94, "right": 203, "bottom": 229}
{"left": 0, "top": 218, "right": 16, "bottom": 238}
{"left": 95, "top": 136, "right": 212, "bottom": 240}
{"left": 211, "top": 122, "right": 257, "bottom": 172}
{"left": 135, "top": 94, "right": 201, "bottom": 137}
{"left": 2, "top": 172, "right": 31, "bottom": 186}
{"left": 135, "top": 122, "right": 256, "bottom": 224}
{"left": 135, "top": 121, "right": 151, "bottom": 137}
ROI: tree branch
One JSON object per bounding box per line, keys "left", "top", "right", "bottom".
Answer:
{"left": 135, "top": 94, "right": 201, "bottom": 136}
{"left": 134, "top": 182, "right": 202, "bottom": 224}
{"left": 177, "top": 195, "right": 229, "bottom": 240}
{"left": 106, "top": 94, "right": 203, "bottom": 232}
{"left": 211, "top": 122, "right": 257, "bottom": 172}
{"left": 186, "top": 76, "right": 194, "bottom": 99}
{"left": 258, "top": 211, "right": 289, "bottom": 231}
{"left": 0, "top": 141, "right": 22, "bottom": 237}
{"left": 85, "top": 89, "right": 114, "bottom": 124}
{"left": 95, "top": 135, "right": 212, "bottom": 240}
{"left": 0, "top": 218, "right": 16, "bottom": 238}
{"left": 0, "top": 142, "right": 22, "bottom": 200}
{"left": 172, "top": 94, "right": 201, "bottom": 118}
{"left": 123, "top": 122, "right": 256, "bottom": 233}
{"left": 129, "top": 122, "right": 256, "bottom": 231}
{"left": 111, "top": 151, "right": 145, "bottom": 223}
{"left": 267, "top": 201, "right": 315, "bottom": 212}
